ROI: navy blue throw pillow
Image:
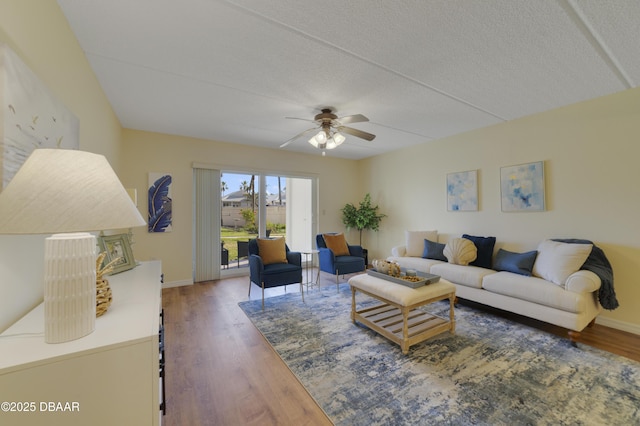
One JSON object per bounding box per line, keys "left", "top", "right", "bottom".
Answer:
{"left": 462, "top": 234, "right": 496, "bottom": 269}
{"left": 422, "top": 239, "right": 447, "bottom": 261}
{"left": 494, "top": 248, "right": 538, "bottom": 276}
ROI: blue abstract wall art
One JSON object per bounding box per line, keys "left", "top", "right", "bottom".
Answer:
{"left": 447, "top": 169, "right": 478, "bottom": 211}
{"left": 500, "top": 161, "right": 545, "bottom": 212}
{"left": 148, "top": 172, "right": 173, "bottom": 232}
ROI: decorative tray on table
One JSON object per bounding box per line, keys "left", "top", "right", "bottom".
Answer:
{"left": 366, "top": 269, "right": 441, "bottom": 288}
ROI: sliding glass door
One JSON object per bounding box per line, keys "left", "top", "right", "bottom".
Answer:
{"left": 218, "top": 171, "right": 315, "bottom": 277}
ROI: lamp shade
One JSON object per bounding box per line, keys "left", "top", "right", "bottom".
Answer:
{"left": 0, "top": 149, "right": 145, "bottom": 343}
{"left": 0, "top": 149, "right": 146, "bottom": 234}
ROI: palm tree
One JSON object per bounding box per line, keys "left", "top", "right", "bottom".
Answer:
{"left": 240, "top": 179, "right": 257, "bottom": 213}
{"left": 277, "top": 176, "right": 282, "bottom": 205}
{"left": 220, "top": 181, "right": 228, "bottom": 226}
{"left": 249, "top": 175, "right": 256, "bottom": 213}
{"left": 240, "top": 180, "right": 249, "bottom": 197}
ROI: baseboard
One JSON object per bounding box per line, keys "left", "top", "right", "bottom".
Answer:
{"left": 162, "top": 279, "right": 193, "bottom": 289}
{"left": 595, "top": 316, "right": 640, "bottom": 335}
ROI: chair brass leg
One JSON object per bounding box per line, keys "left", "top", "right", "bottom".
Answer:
{"left": 261, "top": 283, "right": 265, "bottom": 310}
{"left": 248, "top": 279, "right": 252, "bottom": 297}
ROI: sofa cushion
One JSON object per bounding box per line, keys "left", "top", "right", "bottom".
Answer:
{"left": 443, "top": 238, "right": 477, "bottom": 266}
{"left": 257, "top": 238, "right": 288, "bottom": 265}
{"left": 422, "top": 239, "right": 447, "bottom": 261}
{"left": 462, "top": 234, "right": 496, "bottom": 269}
{"left": 405, "top": 230, "right": 438, "bottom": 257}
{"left": 323, "top": 233, "right": 350, "bottom": 256}
{"left": 431, "top": 263, "right": 495, "bottom": 289}
{"left": 482, "top": 272, "right": 587, "bottom": 313}
{"left": 532, "top": 240, "right": 592, "bottom": 286}
{"left": 494, "top": 248, "right": 538, "bottom": 276}
{"left": 386, "top": 256, "right": 445, "bottom": 274}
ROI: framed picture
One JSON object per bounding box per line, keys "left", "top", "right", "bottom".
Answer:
{"left": 500, "top": 161, "right": 545, "bottom": 212}
{"left": 148, "top": 172, "right": 173, "bottom": 232}
{"left": 1, "top": 44, "right": 79, "bottom": 189}
{"left": 97, "top": 233, "right": 136, "bottom": 274}
{"left": 447, "top": 169, "right": 478, "bottom": 211}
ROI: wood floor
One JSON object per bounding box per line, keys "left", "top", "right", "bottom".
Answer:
{"left": 161, "top": 271, "right": 640, "bottom": 426}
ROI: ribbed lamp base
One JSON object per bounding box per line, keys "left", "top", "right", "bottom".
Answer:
{"left": 44, "top": 233, "right": 96, "bottom": 344}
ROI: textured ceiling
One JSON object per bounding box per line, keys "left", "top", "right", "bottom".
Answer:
{"left": 56, "top": 0, "right": 639, "bottom": 160}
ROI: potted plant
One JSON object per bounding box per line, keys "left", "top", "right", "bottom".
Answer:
{"left": 341, "top": 193, "right": 386, "bottom": 264}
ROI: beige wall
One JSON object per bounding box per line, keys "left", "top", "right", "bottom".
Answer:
{"left": 360, "top": 87, "right": 640, "bottom": 332}
{"left": 120, "top": 129, "right": 362, "bottom": 285}
{"left": 0, "top": 1, "right": 123, "bottom": 331}
{"left": 0, "top": 0, "right": 122, "bottom": 163}
{"left": 1, "top": 1, "right": 638, "bottom": 337}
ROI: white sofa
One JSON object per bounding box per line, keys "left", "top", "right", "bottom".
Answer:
{"left": 387, "top": 231, "right": 604, "bottom": 344}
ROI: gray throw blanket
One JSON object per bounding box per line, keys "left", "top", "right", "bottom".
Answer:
{"left": 553, "top": 239, "right": 619, "bottom": 310}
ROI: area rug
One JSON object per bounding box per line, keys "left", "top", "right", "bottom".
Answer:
{"left": 238, "top": 284, "right": 640, "bottom": 426}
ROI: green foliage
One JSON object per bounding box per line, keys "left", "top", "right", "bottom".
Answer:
{"left": 240, "top": 208, "right": 257, "bottom": 233}
{"left": 341, "top": 193, "right": 386, "bottom": 245}
{"left": 267, "top": 222, "right": 286, "bottom": 233}
{"left": 240, "top": 208, "right": 255, "bottom": 224}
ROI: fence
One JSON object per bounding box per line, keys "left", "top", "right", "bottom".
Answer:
{"left": 221, "top": 205, "right": 286, "bottom": 228}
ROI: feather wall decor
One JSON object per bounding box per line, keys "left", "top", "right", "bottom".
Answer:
{"left": 148, "top": 173, "right": 172, "bottom": 232}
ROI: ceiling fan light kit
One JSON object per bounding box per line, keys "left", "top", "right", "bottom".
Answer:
{"left": 308, "top": 130, "right": 345, "bottom": 150}
{"left": 282, "top": 108, "right": 375, "bottom": 154}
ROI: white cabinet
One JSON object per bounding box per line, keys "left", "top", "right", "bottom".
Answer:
{"left": 0, "top": 261, "right": 163, "bottom": 426}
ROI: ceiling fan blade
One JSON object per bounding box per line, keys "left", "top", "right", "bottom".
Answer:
{"left": 338, "top": 126, "right": 376, "bottom": 141}
{"left": 279, "top": 127, "right": 318, "bottom": 148}
{"left": 338, "top": 114, "right": 368, "bottom": 125}
{"left": 285, "top": 116, "right": 317, "bottom": 123}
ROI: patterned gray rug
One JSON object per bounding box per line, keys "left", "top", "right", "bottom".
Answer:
{"left": 238, "top": 283, "right": 640, "bottom": 426}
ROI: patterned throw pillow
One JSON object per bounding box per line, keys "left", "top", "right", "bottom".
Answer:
{"left": 323, "top": 233, "right": 351, "bottom": 256}
{"left": 257, "top": 237, "right": 288, "bottom": 265}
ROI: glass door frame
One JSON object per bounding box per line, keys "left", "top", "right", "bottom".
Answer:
{"left": 218, "top": 168, "right": 317, "bottom": 278}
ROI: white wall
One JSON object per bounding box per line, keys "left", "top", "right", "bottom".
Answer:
{"left": 359, "top": 87, "right": 640, "bottom": 332}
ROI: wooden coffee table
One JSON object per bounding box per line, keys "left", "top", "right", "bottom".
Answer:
{"left": 348, "top": 273, "right": 456, "bottom": 354}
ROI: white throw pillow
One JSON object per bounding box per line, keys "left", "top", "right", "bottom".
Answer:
{"left": 532, "top": 240, "right": 592, "bottom": 286}
{"left": 405, "top": 230, "right": 438, "bottom": 257}
{"left": 443, "top": 238, "right": 477, "bottom": 266}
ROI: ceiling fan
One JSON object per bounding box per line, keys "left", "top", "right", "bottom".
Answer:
{"left": 280, "top": 108, "right": 376, "bottom": 154}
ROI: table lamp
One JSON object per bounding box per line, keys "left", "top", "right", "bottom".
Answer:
{"left": 0, "top": 149, "right": 146, "bottom": 343}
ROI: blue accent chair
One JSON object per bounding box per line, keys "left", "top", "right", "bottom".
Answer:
{"left": 316, "top": 233, "right": 366, "bottom": 289}
{"left": 248, "top": 238, "right": 303, "bottom": 308}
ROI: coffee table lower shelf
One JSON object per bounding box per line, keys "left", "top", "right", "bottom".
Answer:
{"left": 353, "top": 303, "right": 452, "bottom": 354}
